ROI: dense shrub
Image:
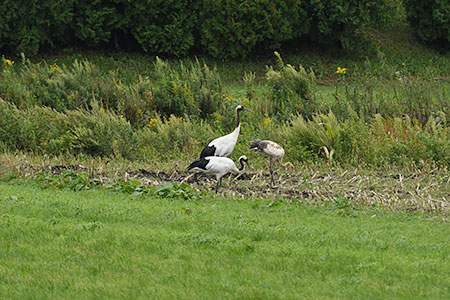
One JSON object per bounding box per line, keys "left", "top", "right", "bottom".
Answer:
{"left": 72, "top": 0, "right": 122, "bottom": 47}
{"left": 304, "top": 0, "right": 395, "bottom": 50}
{"left": 127, "top": 0, "right": 196, "bottom": 56}
{"left": 197, "top": 0, "right": 309, "bottom": 58}
{"left": 0, "top": 0, "right": 74, "bottom": 56}
{"left": 0, "top": 0, "right": 399, "bottom": 57}
{"left": 0, "top": 0, "right": 195, "bottom": 57}
{"left": 404, "top": 0, "right": 450, "bottom": 46}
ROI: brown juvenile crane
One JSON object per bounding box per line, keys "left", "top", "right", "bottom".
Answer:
{"left": 250, "top": 140, "right": 294, "bottom": 186}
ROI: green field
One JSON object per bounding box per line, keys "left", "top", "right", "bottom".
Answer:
{"left": 1, "top": 182, "right": 448, "bottom": 299}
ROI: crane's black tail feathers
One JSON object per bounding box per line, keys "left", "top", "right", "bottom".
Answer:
{"left": 200, "top": 145, "right": 216, "bottom": 158}
{"left": 250, "top": 140, "right": 267, "bottom": 151}
{"left": 187, "top": 158, "right": 209, "bottom": 171}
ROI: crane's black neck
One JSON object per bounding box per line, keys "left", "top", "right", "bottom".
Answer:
{"left": 236, "top": 109, "right": 241, "bottom": 128}
{"left": 238, "top": 158, "right": 246, "bottom": 171}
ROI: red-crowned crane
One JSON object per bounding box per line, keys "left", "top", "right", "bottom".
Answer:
{"left": 250, "top": 140, "right": 294, "bottom": 186}
{"left": 200, "top": 105, "right": 252, "bottom": 158}
{"left": 187, "top": 155, "right": 249, "bottom": 193}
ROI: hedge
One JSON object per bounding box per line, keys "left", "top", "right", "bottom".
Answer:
{"left": 0, "top": 0, "right": 398, "bottom": 58}
{"left": 404, "top": 0, "right": 450, "bottom": 46}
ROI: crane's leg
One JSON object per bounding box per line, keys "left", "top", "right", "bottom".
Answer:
{"left": 215, "top": 177, "right": 222, "bottom": 194}
{"left": 269, "top": 159, "right": 274, "bottom": 186}
{"left": 279, "top": 157, "right": 294, "bottom": 173}
{"left": 194, "top": 173, "right": 199, "bottom": 185}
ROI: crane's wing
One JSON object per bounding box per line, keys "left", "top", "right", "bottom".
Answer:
{"left": 187, "top": 158, "right": 210, "bottom": 171}
{"left": 263, "top": 141, "right": 285, "bottom": 158}
{"left": 208, "top": 131, "right": 238, "bottom": 157}
{"left": 200, "top": 145, "right": 216, "bottom": 158}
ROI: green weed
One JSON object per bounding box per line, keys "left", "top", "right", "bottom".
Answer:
{"left": 30, "top": 169, "right": 203, "bottom": 200}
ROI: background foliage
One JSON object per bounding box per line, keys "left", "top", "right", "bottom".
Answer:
{"left": 0, "top": 50, "right": 449, "bottom": 167}
{"left": 403, "top": 0, "right": 450, "bottom": 46}
{"left": 0, "top": 0, "right": 422, "bottom": 58}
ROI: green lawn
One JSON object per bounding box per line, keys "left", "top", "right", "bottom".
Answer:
{"left": 0, "top": 182, "right": 449, "bottom": 299}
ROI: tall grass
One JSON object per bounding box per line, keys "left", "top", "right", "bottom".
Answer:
{"left": 1, "top": 51, "right": 449, "bottom": 168}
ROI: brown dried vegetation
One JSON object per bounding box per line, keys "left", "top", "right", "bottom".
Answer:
{"left": 2, "top": 154, "right": 448, "bottom": 219}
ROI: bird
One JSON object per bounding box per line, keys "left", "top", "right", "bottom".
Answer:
{"left": 200, "top": 105, "right": 252, "bottom": 158}
{"left": 250, "top": 140, "right": 294, "bottom": 186}
{"left": 187, "top": 155, "right": 249, "bottom": 193}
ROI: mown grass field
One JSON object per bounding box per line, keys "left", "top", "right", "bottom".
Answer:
{"left": 1, "top": 181, "right": 449, "bottom": 299}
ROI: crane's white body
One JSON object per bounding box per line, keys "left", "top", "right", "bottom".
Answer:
{"left": 190, "top": 156, "right": 241, "bottom": 180}
{"left": 187, "top": 155, "right": 248, "bottom": 193}
{"left": 207, "top": 126, "right": 240, "bottom": 157}
{"left": 255, "top": 140, "right": 285, "bottom": 159}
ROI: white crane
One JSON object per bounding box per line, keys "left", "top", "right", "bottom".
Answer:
{"left": 200, "top": 105, "right": 252, "bottom": 158}
{"left": 187, "top": 155, "right": 249, "bottom": 193}
{"left": 250, "top": 140, "right": 294, "bottom": 186}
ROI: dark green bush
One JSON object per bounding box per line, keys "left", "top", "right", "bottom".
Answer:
{"left": 304, "top": 0, "right": 395, "bottom": 50}
{"left": 0, "top": 0, "right": 397, "bottom": 57}
{"left": 404, "top": 0, "right": 450, "bottom": 46}
{"left": 198, "top": 0, "right": 308, "bottom": 58}
{"left": 0, "top": 0, "right": 74, "bottom": 56}
{"left": 127, "top": 0, "right": 196, "bottom": 56}
{"left": 72, "top": 0, "right": 121, "bottom": 47}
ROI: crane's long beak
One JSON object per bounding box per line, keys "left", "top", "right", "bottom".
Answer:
{"left": 244, "top": 108, "right": 253, "bottom": 113}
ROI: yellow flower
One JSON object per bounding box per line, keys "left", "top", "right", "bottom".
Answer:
{"left": 213, "top": 112, "right": 223, "bottom": 120}
{"left": 50, "top": 64, "right": 59, "bottom": 73}
{"left": 2, "top": 58, "right": 14, "bottom": 66}
{"left": 99, "top": 107, "right": 105, "bottom": 112}
{"left": 262, "top": 117, "right": 272, "bottom": 127}
{"left": 227, "top": 94, "right": 233, "bottom": 102}
{"left": 67, "top": 91, "right": 75, "bottom": 100}
{"left": 147, "top": 118, "right": 158, "bottom": 127}
{"left": 137, "top": 108, "right": 143, "bottom": 115}
{"left": 336, "top": 67, "right": 347, "bottom": 74}
{"left": 274, "top": 51, "right": 280, "bottom": 58}
{"left": 179, "top": 117, "right": 183, "bottom": 122}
